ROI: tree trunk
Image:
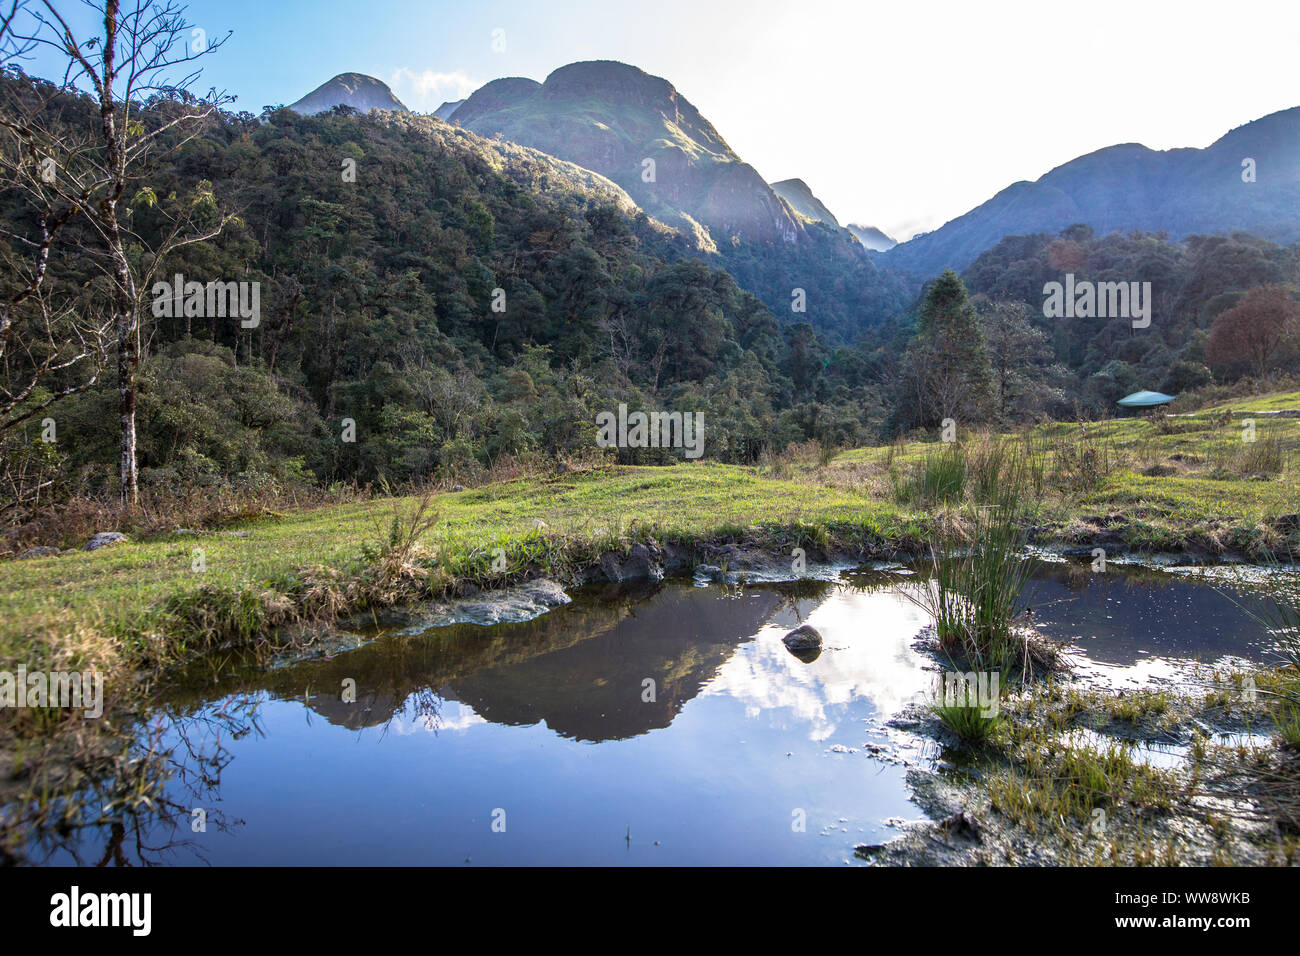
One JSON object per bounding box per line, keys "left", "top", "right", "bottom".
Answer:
{"left": 97, "top": 0, "right": 139, "bottom": 507}
{"left": 109, "top": 237, "right": 138, "bottom": 507}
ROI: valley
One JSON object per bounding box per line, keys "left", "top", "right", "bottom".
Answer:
{"left": 2, "top": 2, "right": 1299, "bottom": 874}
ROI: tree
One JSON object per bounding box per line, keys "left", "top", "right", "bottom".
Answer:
{"left": 977, "top": 297, "right": 1061, "bottom": 422}
{"left": 1205, "top": 284, "right": 1299, "bottom": 379}
{"left": 895, "top": 270, "right": 995, "bottom": 430}
{"left": 16, "top": 0, "right": 232, "bottom": 505}
{"left": 0, "top": 0, "right": 112, "bottom": 512}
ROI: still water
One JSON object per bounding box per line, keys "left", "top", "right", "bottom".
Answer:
{"left": 38, "top": 562, "right": 1280, "bottom": 865}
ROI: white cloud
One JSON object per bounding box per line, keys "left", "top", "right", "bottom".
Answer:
{"left": 388, "top": 68, "right": 481, "bottom": 111}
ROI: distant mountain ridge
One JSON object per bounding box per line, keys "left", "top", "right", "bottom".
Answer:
{"left": 846, "top": 224, "right": 896, "bottom": 252}
{"left": 289, "top": 72, "right": 408, "bottom": 115}
{"left": 434, "top": 99, "right": 464, "bottom": 121}
{"left": 770, "top": 179, "right": 898, "bottom": 255}
{"left": 884, "top": 106, "right": 1300, "bottom": 281}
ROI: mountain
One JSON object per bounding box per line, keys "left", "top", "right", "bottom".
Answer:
{"left": 451, "top": 61, "right": 803, "bottom": 248}
{"left": 288, "top": 72, "right": 408, "bottom": 115}
{"left": 846, "top": 224, "right": 896, "bottom": 252}
{"left": 884, "top": 106, "right": 1300, "bottom": 282}
{"left": 447, "top": 60, "right": 908, "bottom": 336}
{"left": 434, "top": 99, "right": 464, "bottom": 121}
{"left": 770, "top": 178, "right": 841, "bottom": 227}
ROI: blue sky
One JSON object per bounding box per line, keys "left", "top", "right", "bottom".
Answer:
{"left": 16, "top": 0, "right": 1300, "bottom": 239}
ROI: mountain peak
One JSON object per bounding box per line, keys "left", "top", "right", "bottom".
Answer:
{"left": 770, "top": 178, "right": 841, "bottom": 228}
{"left": 453, "top": 60, "right": 791, "bottom": 244}
{"left": 288, "top": 73, "right": 408, "bottom": 116}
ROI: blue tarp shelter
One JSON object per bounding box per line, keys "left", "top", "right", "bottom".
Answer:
{"left": 1116, "top": 390, "right": 1176, "bottom": 408}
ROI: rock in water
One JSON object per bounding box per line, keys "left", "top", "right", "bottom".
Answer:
{"left": 782, "top": 624, "right": 823, "bottom": 651}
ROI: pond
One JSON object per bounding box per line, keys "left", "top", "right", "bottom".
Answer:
{"left": 30, "top": 560, "right": 1283, "bottom": 865}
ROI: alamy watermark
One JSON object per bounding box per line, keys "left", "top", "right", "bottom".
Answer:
{"left": 0, "top": 667, "right": 103, "bottom": 718}
{"left": 595, "top": 403, "right": 704, "bottom": 459}
{"left": 151, "top": 274, "right": 260, "bottom": 328}
{"left": 49, "top": 886, "right": 150, "bottom": 936}
{"left": 926, "top": 669, "right": 1000, "bottom": 718}
{"left": 1043, "top": 273, "right": 1150, "bottom": 329}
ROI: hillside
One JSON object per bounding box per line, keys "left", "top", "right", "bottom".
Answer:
{"left": 847, "top": 224, "right": 897, "bottom": 252}
{"left": 448, "top": 61, "right": 909, "bottom": 336}
{"left": 0, "top": 69, "right": 900, "bottom": 507}
{"left": 453, "top": 62, "right": 802, "bottom": 245}
{"left": 884, "top": 106, "right": 1300, "bottom": 282}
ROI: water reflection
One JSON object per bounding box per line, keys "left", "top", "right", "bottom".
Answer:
{"left": 1026, "top": 560, "right": 1274, "bottom": 665}
{"left": 703, "top": 587, "right": 932, "bottom": 742}
{"left": 18, "top": 561, "right": 1280, "bottom": 866}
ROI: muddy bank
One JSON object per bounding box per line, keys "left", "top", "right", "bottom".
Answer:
{"left": 856, "top": 645, "right": 1297, "bottom": 867}
{"left": 272, "top": 529, "right": 1293, "bottom": 675}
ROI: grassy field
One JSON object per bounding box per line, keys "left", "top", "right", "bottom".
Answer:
{"left": 1201, "top": 389, "right": 1300, "bottom": 413}
{"left": 2, "top": 393, "right": 1299, "bottom": 680}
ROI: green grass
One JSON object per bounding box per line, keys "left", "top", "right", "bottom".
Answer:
{"left": 934, "top": 703, "right": 1002, "bottom": 745}
{"left": 1203, "top": 390, "right": 1300, "bottom": 413}
{"left": 0, "top": 463, "right": 927, "bottom": 669}
{"left": 3, "top": 407, "right": 1300, "bottom": 681}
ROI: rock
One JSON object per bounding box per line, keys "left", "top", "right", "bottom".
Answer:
{"left": 782, "top": 623, "right": 823, "bottom": 652}
{"left": 16, "top": 546, "right": 60, "bottom": 560}
{"left": 595, "top": 542, "right": 664, "bottom": 583}
{"left": 429, "top": 578, "right": 571, "bottom": 626}
{"left": 939, "top": 810, "right": 982, "bottom": 842}
{"left": 788, "top": 645, "right": 822, "bottom": 664}
{"left": 1142, "top": 464, "right": 1177, "bottom": 477}
{"left": 82, "top": 531, "right": 128, "bottom": 552}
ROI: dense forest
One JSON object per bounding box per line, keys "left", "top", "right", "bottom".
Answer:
{"left": 3, "top": 67, "right": 1299, "bottom": 516}
{"left": 960, "top": 227, "right": 1300, "bottom": 407}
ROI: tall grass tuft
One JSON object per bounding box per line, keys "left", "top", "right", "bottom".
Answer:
{"left": 933, "top": 698, "right": 1002, "bottom": 745}
{"left": 1051, "top": 423, "right": 1122, "bottom": 490}
{"left": 1237, "top": 435, "right": 1287, "bottom": 478}
{"left": 893, "top": 442, "right": 965, "bottom": 506}
{"left": 911, "top": 455, "right": 1037, "bottom": 676}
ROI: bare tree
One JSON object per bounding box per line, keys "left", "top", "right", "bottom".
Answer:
{"left": 12, "top": 0, "right": 233, "bottom": 506}
{"left": 0, "top": 0, "right": 112, "bottom": 512}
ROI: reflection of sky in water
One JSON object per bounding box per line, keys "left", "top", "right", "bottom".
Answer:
{"left": 702, "top": 589, "right": 933, "bottom": 742}
{"left": 385, "top": 700, "right": 485, "bottom": 735}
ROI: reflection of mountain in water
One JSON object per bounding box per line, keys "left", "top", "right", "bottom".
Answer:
{"left": 450, "top": 585, "right": 790, "bottom": 741}
{"left": 166, "top": 582, "right": 811, "bottom": 742}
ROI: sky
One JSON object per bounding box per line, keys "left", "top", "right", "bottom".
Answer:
{"left": 15, "top": 0, "right": 1300, "bottom": 240}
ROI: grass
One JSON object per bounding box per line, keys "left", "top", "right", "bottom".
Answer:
{"left": 934, "top": 702, "right": 1003, "bottom": 745}
{"left": 1, "top": 394, "right": 1298, "bottom": 698}
{"left": 1202, "top": 389, "right": 1300, "bottom": 413}
{"left": 917, "top": 490, "right": 1036, "bottom": 673}
{"left": 0, "top": 462, "right": 931, "bottom": 676}
{"left": 987, "top": 737, "right": 1180, "bottom": 833}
